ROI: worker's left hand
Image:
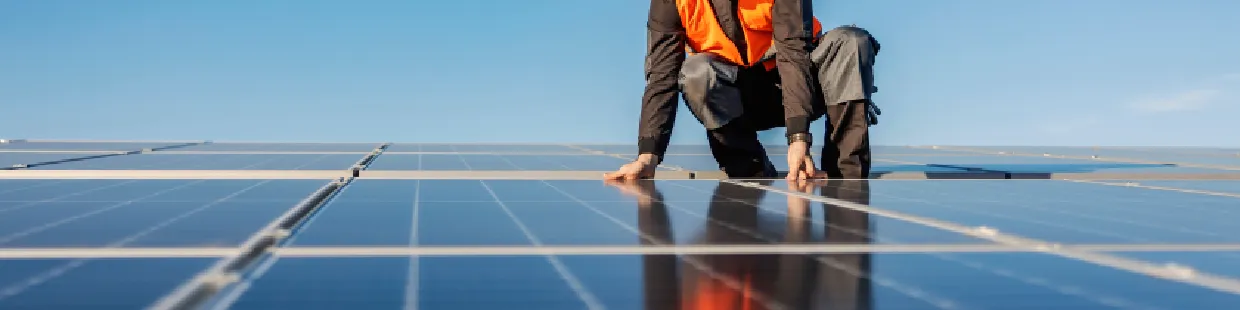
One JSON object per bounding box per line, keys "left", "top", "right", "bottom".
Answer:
{"left": 786, "top": 141, "right": 821, "bottom": 180}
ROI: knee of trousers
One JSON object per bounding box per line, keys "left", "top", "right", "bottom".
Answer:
{"left": 812, "top": 26, "right": 879, "bottom": 64}
{"left": 823, "top": 26, "right": 878, "bottom": 52}
{"left": 678, "top": 53, "right": 744, "bottom": 130}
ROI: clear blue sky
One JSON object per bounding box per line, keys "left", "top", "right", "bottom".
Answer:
{"left": 2, "top": 0, "right": 1237, "bottom": 146}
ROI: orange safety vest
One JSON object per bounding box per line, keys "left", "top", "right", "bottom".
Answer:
{"left": 676, "top": 0, "right": 823, "bottom": 70}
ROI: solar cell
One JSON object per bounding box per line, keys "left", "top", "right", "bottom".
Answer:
{"left": 366, "top": 154, "right": 639, "bottom": 171}
{"left": 29, "top": 154, "right": 364, "bottom": 170}
{"left": 763, "top": 180, "right": 1240, "bottom": 244}
{"left": 0, "top": 142, "right": 188, "bottom": 152}
{"left": 214, "top": 252, "right": 1240, "bottom": 309}
{"left": 286, "top": 180, "right": 992, "bottom": 247}
{"left": 171, "top": 142, "right": 379, "bottom": 152}
{"left": 0, "top": 179, "right": 326, "bottom": 247}
{"left": 0, "top": 258, "right": 215, "bottom": 309}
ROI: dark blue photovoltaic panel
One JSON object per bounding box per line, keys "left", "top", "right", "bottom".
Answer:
{"left": 0, "top": 152, "right": 116, "bottom": 168}
{"left": 574, "top": 145, "right": 974, "bottom": 156}
{"left": 218, "top": 253, "right": 1240, "bottom": 309}
{"left": 658, "top": 154, "right": 975, "bottom": 173}
{"left": 762, "top": 180, "right": 1240, "bottom": 244}
{"left": 366, "top": 154, "right": 634, "bottom": 170}
{"left": 1103, "top": 251, "right": 1240, "bottom": 279}
{"left": 30, "top": 154, "right": 363, "bottom": 170}
{"left": 0, "top": 258, "right": 214, "bottom": 309}
{"left": 286, "top": 180, "right": 991, "bottom": 247}
{"left": 172, "top": 142, "right": 379, "bottom": 152}
{"left": 0, "top": 179, "right": 325, "bottom": 247}
{"left": 383, "top": 144, "right": 583, "bottom": 153}
{"left": 1113, "top": 180, "right": 1240, "bottom": 196}
{"left": 881, "top": 155, "right": 1227, "bottom": 173}
{"left": 0, "top": 142, "right": 185, "bottom": 152}
{"left": 963, "top": 146, "right": 1240, "bottom": 166}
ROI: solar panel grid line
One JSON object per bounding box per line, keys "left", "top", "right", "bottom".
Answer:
{"left": 0, "top": 170, "right": 354, "bottom": 179}
{"left": 149, "top": 151, "right": 374, "bottom": 155}
{"left": 532, "top": 180, "right": 794, "bottom": 310}
{"left": 912, "top": 181, "right": 1240, "bottom": 244}
{"left": 403, "top": 180, "right": 420, "bottom": 310}
{"left": 1067, "top": 179, "right": 1240, "bottom": 199}
{"left": 147, "top": 178, "right": 348, "bottom": 310}
{"left": 357, "top": 170, "right": 697, "bottom": 179}
{"left": 872, "top": 181, "right": 1230, "bottom": 244}
{"left": 0, "top": 180, "right": 223, "bottom": 303}
{"left": 477, "top": 180, "right": 606, "bottom": 310}
{"left": 556, "top": 180, "right": 971, "bottom": 309}
{"left": 728, "top": 180, "right": 1240, "bottom": 296}
{"left": 0, "top": 248, "right": 237, "bottom": 258}
{"left": 196, "top": 178, "right": 389, "bottom": 310}
{"left": 572, "top": 145, "right": 694, "bottom": 172}
{"left": 0, "top": 180, "right": 208, "bottom": 245}
{"left": 0, "top": 179, "right": 140, "bottom": 216}
{"left": 18, "top": 139, "right": 207, "bottom": 144}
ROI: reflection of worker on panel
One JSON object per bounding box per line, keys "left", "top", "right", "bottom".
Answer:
{"left": 610, "top": 179, "right": 874, "bottom": 309}
{"left": 605, "top": 0, "right": 882, "bottom": 181}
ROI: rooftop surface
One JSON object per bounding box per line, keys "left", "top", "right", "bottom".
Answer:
{"left": 2, "top": 140, "right": 1240, "bottom": 309}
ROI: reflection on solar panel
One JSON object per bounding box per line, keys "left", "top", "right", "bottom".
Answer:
{"left": 1, "top": 141, "right": 1239, "bottom": 309}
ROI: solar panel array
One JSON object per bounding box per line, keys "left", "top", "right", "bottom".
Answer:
{"left": 3, "top": 139, "right": 1240, "bottom": 309}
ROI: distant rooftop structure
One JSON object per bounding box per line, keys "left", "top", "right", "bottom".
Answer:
{"left": 2, "top": 139, "right": 1240, "bottom": 309}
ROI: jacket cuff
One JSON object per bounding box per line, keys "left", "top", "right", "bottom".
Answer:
{"left": 784, "top": 116, "right": 810, "bottom": 139}
{"left": 638, "top": 137, "right": 669, "bottom": 159}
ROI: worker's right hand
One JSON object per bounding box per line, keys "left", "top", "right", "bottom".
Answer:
{"left": 786, "top": 141, "right": 821, "bottom": 180}
{"left": 604, "top": 154, "right": 658, "bottom": 180}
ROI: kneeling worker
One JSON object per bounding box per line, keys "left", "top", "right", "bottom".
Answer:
{"left": 604, "top": 0, "right": 881, "bottom": 181}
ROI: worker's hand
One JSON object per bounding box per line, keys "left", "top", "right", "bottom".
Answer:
{"left": 604, "top": 154, "right": 658, "bottom": 180}
{"left": 786, "top": 141, "right": 821, "bottom": 181}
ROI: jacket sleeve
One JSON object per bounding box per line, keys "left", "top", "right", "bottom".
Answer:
{"left": 771, "top": 0, "right": 817, "bottom": 137}
{"left": 637, "top": 0, "right": 686, "bottom": 159}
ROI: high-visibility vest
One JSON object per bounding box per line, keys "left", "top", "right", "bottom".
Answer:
{"left": 676, "top": 0, "right": 823, "bottom": 70}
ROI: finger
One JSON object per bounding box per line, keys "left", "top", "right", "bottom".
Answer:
{"left": 786, "top": 156, "right": 802, "bottom": 180}
{"left": 803, "top": 156, "right": 817, "bottom": 179}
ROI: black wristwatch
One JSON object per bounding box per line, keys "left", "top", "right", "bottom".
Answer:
{"left": 786, "top": 132, "right": 812, "bottom": 146}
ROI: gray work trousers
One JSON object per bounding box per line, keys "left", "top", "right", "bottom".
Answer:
{"left": 678, "top": 25, "right": 879, "bottom": 179}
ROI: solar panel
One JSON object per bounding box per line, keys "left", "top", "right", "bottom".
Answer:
{"left": 1108, "top": 180, "right": 1240, "bottom": 195}
{"left": 0, "top": 180, "right": 328, "bottom": 248}
{"left": 284, "top": 180, "right": 990, "bottom": 248}
{"left": 880, "top": 155, "right": 1227, "bottom": 173}
{"left": 384, "top": 144, "right": 585, "bottom": 153}
{"left": 29, "top": 154, "right": 365, "bottom": 170}
{"left": 366, "top": 154, "right": 643, "bottom": 171}
{"left": 0, "top": 152, "right": 119, "bottom": 169}
{"left": 3, "top": 141, "right": 1240, "bottom": 309}
{"left": 660, "top": 154, "right": 977, "bottom": 173}
{"left": 0, "top": 141, "right": 193, "bottom": 152}
{"left": 0, "top": 258, "right": 216, "bottom": 308}
{"left": 171, "top": 142, "right": 380, "bottom": 153}
{"left": 213, "top": 252, "right": 1240, "bottom": 309}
